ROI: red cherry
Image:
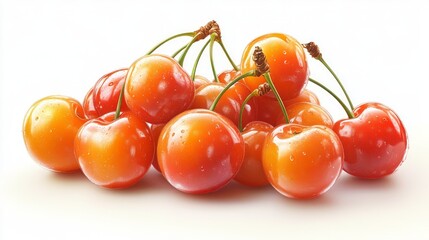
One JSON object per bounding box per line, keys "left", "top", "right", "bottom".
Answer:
{"left": 92, "top": 68, "right": 129, "bottom": 116}
{"left": 157, "top": 109, "right": 245, "bottom": 194}
{"left": 333, "top": 102, "right": 408, "bottom": 179}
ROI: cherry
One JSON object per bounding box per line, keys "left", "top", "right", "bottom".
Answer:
{"left": 234, "top": 121, "right": 273, "bottom": 187}
{"left": 150, "top": 123, "right": 165, "bottom": 173}
{"left": 82, "top": 86, "right": 99, "bottom": 119}
{"left": 218, "top": 69, "right": 241, "bottom": 84}
{"left": 83, "top": 69, "right": 129, "bottom": 119}
{"left": 276, "top": 102, "right": 334, "bottom": 128}
{"left": 23, "top": 95, "right": 87, "bottom": 173}
{"left": 75, "top": 112, "right": 154, "bottom": 188}
{"left": 124, "top": 54, "right": 194, "bottom": 124}
{"left": 157, "top": 109, "right": 245, "bottom": 194}
{"left": 333, "top": 103, "right": 408, "bottom": 179}
{"left": 305, "top": 40, "right": 409, "bottom": 179}
{"left": 256, "top": 89, "right": 320, "bottom": 126}
{"left": 190, "top": 82, "right": 258, "bottom": 128}
{"left": 192, "top": 75, "right": 211, "bottom": 90}
{"left": 241, "top": 33, "right": 309, "bottom": 100}
{"left": 263, "top": 124, "right": 344, "bottom": 199}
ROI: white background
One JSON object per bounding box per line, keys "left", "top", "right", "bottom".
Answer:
{"left": 1, "top": 0, "right": 428, "bottom": 239}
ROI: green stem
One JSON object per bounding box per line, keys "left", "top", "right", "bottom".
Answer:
{"left": 178, "top": 34, "right": 199, "bottom": 67}
{"left": 146, "top": 32, "right": 194, "bottom": 55}
{"left": 218, "top": 40, "right": 239, "bottom": 71}
{"left": 171, "top": 43, "right": 188, "bottom": 58}
{"left": 239, "top": 89, "right": 258, "bottom": 132}
{"left": 262, "top": 73, "right": 289, "bottom": 124}
{"left": 309, "top": 77, "right": 354, "bottom": 118}
{"left": 114, "top": 83, "right": 126, "bottom": 120}
{"left": 319, "top": 57, "right": 354, "bottom": 110}
{"left": 191, "top": 39, "right": 211, "bottom": 81}
{"left": 209, "top": 33, "right": 220, "bottom": 82}
{"left": 209, "top": 70, "right": 256, "bottom": 111}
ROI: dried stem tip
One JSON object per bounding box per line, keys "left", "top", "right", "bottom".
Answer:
{"left": 194, "top": 20, "right": 221, "bottom": 41}
{"left": 253, "top": 46, "right": 270, "bottom": 77}
{"left": 303, "top": 42, "right": 322, "bottom": 59}
{"left": 209, "top": 21, "right": 221, "bottom": 40}
{"left": 257, "top": 83, "right": 271, "bottom": 96}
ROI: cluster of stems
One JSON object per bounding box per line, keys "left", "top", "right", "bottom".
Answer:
{"left": 146, "top": 20, "right": 238, "bottom": 82}
{"left": 116, "top": 21, "right": 356, "bottom": 125}
{"left": 115, "top": 20, "right": 237, "bottom": 120}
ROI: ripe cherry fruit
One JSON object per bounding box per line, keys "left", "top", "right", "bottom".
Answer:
{"left": 83, "top": 69, "right": 129, "bottom": 119}
{"left": 263, "top": 124, "right": 344, "bottom": 199}
{"left": 125, "top": 54, "right": 194, "bottom": 124}
{"left": 23, "top": 95, "right": 87, "bottom": 172}
{"left": 75, "top": 112, "right": 154, "bottom": 189}
{"left": 241, "top": 33, "right": 309, "bottom": 101}
{"left": 333, "top": 102, "right": 408, "bottom": 179}
{"left": 256, "top": 89, "right": 321, "bottom": 126}
{"left": 190, "top": 82, "right": 258, "bottom": 128}
{"left": 234, "top": 121, "right": 273, "bottom": 187}
{"left": 157, "top": 109, "right": 245, "bottom": 194}
{"left": 276, "top": 102, "right": 334, "bottom": 128}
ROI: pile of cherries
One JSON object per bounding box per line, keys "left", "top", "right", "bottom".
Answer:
{"left": 22, "top": 21, "right": 408, "bottom": 199}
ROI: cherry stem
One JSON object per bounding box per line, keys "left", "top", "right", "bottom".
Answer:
{"left": 318, "top": 57, "right": 354, "bottom": 110}
{"left": 171, "top": 43, "right": 188, "bottom": 58}
{"left": 217, "top": 40, "right": 239, "bottom": 71}
{"left": 146, "top": 32, "right": 194, "bottom": 55}
{"left": 309, "top": 77, "right": 355, "bottom": 118}
{"left": 114, "top": 83, "right": 126, "bottom": 120}
{"left": 262, "top": 73, "right": 289, "bottom": 124}
{"left": 238, "top": 89, "right": 258, "bottom": 132}
{"left": 191, "top": 39, "right": 211, "bottom": 81}
{"left": 209, "top": 33, "right": 220, "bottom": 82}
{"left": 178, "top": 34, "right": 199, "bottom": 67}
{"left": 209, "top": 70, "right": 256, "bottom": 111}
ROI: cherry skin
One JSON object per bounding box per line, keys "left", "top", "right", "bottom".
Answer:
{"left": 218, "top": 69, "right": 241, "bottom": 84}
{"left": 333, "top": 102, "right": 408, "bottom": 179}
{"left": 83, "top": 69, "right": 129, "bottom": 119}
{"left": 75, "top": 112, "right": 154, "bottom": 189}
{"left": 256, "top": 89, "right": 320, "bottom": 126}
{"left": 92, "top": 68, "right": 129, "bottom": 116}
{"left": 150, "top": 123, "right": 165, "bottom": 173}
{"left": 276, "top": 102, "right": 334, "bottom": 128}
{"left": 191, "top": 83, "right": 224, "bottom": 109}
{"left": 190, "top": 82, "right": 258, "bottom": 128}
{"left": 284, "top": 89, "right": 320, "bottom": 107}
{"left": 263, "top": 124, "right": 344, "bottom": 199}
{"left": 125, "top": 54, "right": 194, "bottom": 124}
{"left": 193, "top": 75, "right": 211, "bottom": 90}
{"left": 157, "top": 109, "right": 245, "bottom": 194}
{"left": 234, "top": 121, "right": 273, "bottom": 187}
{"left": 241, "top": 33, "right": 309, "bottom": 100}
{"left": 83, "top": 86, "right": 99, "bottom": 119}
{"left": 23, "top": 95, "right": 87, "bottom": 172}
